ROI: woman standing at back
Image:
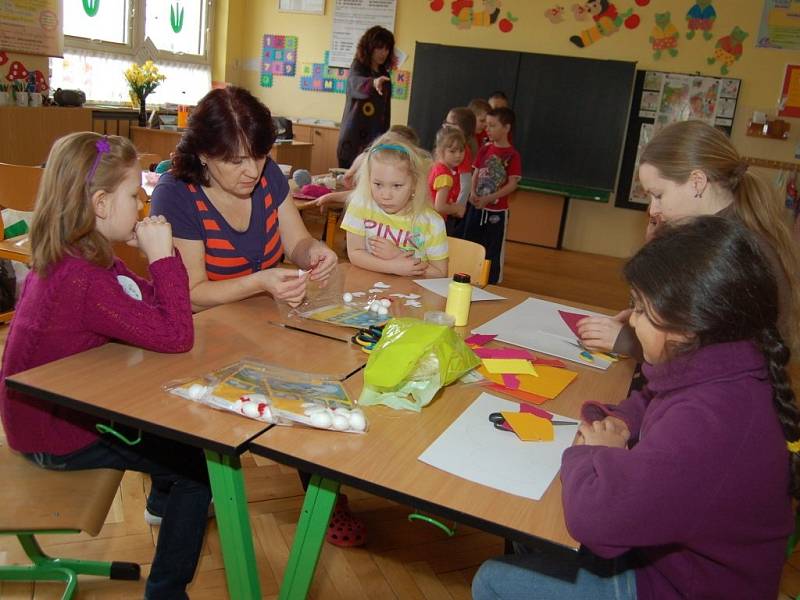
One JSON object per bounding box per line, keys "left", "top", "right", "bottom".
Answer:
{"left": 336, "top": 26, "right": 395, "bottom": 169}
{"left": 578, "top": 119, "right": 800, "bottom": 357}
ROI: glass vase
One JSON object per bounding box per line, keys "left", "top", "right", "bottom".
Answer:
{"left": 137, "top": 97, "right": 147, "bottom": 127}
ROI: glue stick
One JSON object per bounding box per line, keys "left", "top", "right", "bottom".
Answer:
{"left": 445, "top": 272, "right": 472, "bottom": 326}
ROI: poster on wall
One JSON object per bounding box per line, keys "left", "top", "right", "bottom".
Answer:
{"left": 0, "top": 0, "right": 63, "bottom": 57}
{"left": 616, "top": 70, "right": 741, "bottom": 210}
{"left": 757, "top": 0, "right": 800, "bottom": 49}
{"left": 329, "top": 0, "right": 396, "bottom": 69}
{"left": 278, "top": 0, "right": 325, "bottom": 14}
{"left": 779, "top": 64, "right": 800, "bottom": 118}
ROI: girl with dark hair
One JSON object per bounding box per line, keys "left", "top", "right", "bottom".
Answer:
{"left": 473, "top": 216, "right": 798, "bottom": 599}
{"left": 336, "top": 25, "right": 395, "bottom": 169}
{"left": 578, "top": 120, "right": 800, "bottom": 357}
{"left": 150, "top": 86, "right": 337, "bottom": 311}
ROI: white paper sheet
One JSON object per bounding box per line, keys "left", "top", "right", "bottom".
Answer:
{"left": 470, "top": 298, "right": 612, "bottom": 370}
{"left": 418, "top": 393, "right": 577, "bottom": 501}
{"left": 413, "top": 278, "right": 506, "bottom": 301}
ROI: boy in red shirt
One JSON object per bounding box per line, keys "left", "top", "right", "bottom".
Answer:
{"left": 463, "top": 107, "right": 521, "bottom": 284}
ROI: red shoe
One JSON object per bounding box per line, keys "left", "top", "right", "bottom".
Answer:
{"left": 326, "top": 494, "right": 366, "bottom": 547}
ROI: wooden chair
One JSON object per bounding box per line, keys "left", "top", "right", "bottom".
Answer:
{"left": 138, "top": 153, "right": 162, "bottom": 172}
{"left": 0, "top": 441, "right": 140, "bottom": 598}
{"left": 447, "top": 236, "right": 491, "bottom": 287}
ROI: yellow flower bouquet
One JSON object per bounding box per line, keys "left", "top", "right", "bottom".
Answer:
{"left": 124, "top": 60, "right": 166, "bottom": 125}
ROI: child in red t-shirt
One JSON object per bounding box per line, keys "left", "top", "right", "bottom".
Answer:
{"left": 463, "top": 107, "right": 521, "bottom": 284}
{"left": 429, "top": 127, "right": 467, "bottom": 235}
{"left": 469, "top": 98, "right": 491, "bottom": 148}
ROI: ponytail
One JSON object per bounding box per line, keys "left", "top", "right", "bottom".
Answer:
{"left": 757, "top": 327, "right": 800, "bottom": 499}
{"left": 734, "top": 172, "right": 800, "bottom": 349}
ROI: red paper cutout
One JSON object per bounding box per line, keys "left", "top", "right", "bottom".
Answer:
{"left": 465, "top": 333, "right": 496, "bottom": 346}
{"left": 473, "top": 346, "right": 535, "bottom": 360}
{"left": 486, "top": 383, "right": 549, "bottom": 405}
{"left": 0, "top": 52, "right": 7, "bottom": 66}
{"left": 501, "top": 373, "right": 520, "bottom": 390}
{"left": 558, "top": 309, "right": 587, "bottom": 337}
{"left": 532, "top": 356, "right": 567, "bottom": 368}
{"left": 6, "top": 61, "right": 28, "bottom": 82}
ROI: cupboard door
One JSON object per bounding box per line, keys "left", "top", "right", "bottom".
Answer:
{"left": 312, "top": 127, "right": 340, "bottom": 173}
{"left": 292, "top": 124, "right": 312, "bottom": 143}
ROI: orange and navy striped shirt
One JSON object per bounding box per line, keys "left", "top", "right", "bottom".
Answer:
{"left": 150, "top": 160, "right": 286, "bottom": 281}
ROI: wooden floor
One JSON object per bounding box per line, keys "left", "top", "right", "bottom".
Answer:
{"left": 0, "top": 226, "right": 798, "bottom": 599}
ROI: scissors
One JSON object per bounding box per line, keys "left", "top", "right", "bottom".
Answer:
{"left": 351, "top": 324, "right": 385, "bottom": 354}
{"left": 488, "top": 412, "right": 578, "bottom": 431}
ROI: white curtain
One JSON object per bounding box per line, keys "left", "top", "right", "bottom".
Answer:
{"left": 49, "top": 49, "right": 211, "bottom": 106}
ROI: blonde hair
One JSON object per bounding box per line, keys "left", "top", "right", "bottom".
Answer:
{"left": 352, "top": 132, "right": 432, "bottom": 216}
{"left": 30, "top": 132, "right": 138, "bottom": 274}
{"left": 388, "top": 124, "right": 420, "bottom": 147}
{"left": 640, "top": 120, "right": 800, "bottom": 344}
{"left": 434, "top": 126, "right": 466, "bottom": 162}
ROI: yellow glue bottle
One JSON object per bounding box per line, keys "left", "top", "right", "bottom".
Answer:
{"left": 445, "top": 272, "right": 472, "bottom": 326}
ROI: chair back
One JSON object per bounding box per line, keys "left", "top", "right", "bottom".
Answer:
{"left": 138, "top": 153, "right": 162, "bottom": 171}
{"left": 447, "top": 236, "right": 490, "bottom": 287}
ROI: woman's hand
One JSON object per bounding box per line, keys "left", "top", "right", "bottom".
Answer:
{"left": 130, "top": 216, "right": 174, "bottom": 264}
{"left": 368, "top": 236, "right": 404, "bottom": 260}
{"left": 314, "top": 192, "right": 345, "bottom": 213}
{"left": 578, "top": 417, "right": 630, "bottom": 449}
{"left": 307, "top": 242, "right": 337, "bottom": 283}
{"left": 373, "top": 75, "right": 390, "bottom": 95}
{"left": 258, "top": 268, "right": 308, "bottom": 306}
{"left": 576, "top": 309, "right": 631, "bottom": 353}
{"left": 390, "top": 253, "right": 428, "bottom": 277}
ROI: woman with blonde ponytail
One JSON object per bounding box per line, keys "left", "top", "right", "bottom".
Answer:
{"left": 578, "top": 120, "right": 799, "bottom": 356}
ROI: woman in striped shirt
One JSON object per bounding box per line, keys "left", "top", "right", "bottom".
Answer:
{"left": 150, "top": 86, "right": 336, "bottom": 311}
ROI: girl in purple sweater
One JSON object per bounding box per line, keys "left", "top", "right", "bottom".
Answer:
{"left": 473, "top": 216, "right": 799, "bottom": 599}
{"left": 0, "top": 132, "right": 209, "bottom": 600}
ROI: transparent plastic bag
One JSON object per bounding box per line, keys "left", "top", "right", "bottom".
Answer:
{"left": 359, "top": 318, "right": 480, "bottom": 411}
{"left": 164, "top": 358, "right": 367, "bottom": 433}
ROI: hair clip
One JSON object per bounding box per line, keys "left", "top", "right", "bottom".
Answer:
{"left": 86, "top": 137, "right": 112, "bottom": 185}
{"left": 370, "top": 142, "right": 409, "bottom": 155}
{"left": 787, "top": 440, "right": 800, "bottom": 454}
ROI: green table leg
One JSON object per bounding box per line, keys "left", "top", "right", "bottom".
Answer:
{"left": 279, "top": 474, "right": 340, "bottom": 600}
{"left": 205, "top": 450, "right": 261, "bottom": 600}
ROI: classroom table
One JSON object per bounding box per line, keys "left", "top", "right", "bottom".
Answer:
{"left": 4, "top": 294, "right": 371, "bottom": 600}
{"left": 247, "top": 278, "right": 637, "bottom": 599}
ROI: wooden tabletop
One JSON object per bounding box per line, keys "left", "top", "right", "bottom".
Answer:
{"left": 6, "top": 295, "right": 370, "bottom": 455}
{"left": 249, "top": 283, "right": 635, "bottom": 549}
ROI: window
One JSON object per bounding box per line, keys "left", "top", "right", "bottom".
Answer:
{"left": 50, "top": 0, "right": 211, "bottom": 105}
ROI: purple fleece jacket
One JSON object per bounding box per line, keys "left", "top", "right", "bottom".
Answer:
{"left": 561, "top": 341, "right": 792, "bottom": 600}
{"left": 0, "top": 254, "right": 193, "bottom": 455}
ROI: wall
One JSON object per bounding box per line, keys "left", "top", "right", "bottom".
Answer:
{"left": 222, "top": 1, "right": 800, "bottom": 257}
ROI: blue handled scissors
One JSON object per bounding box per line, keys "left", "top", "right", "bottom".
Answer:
{"left": 351, "top": 324, "right": 385, "bottom": 354}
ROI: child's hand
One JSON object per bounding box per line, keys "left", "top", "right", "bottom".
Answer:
{"left": 307, "top": 242, "right": 337, "bottom": 283}
{"left": 472, "top": 195, "right": 496, "bottom": 209}
{"left": 258, "top": 268, "right": 308, "bottom": 307}
{"left": 578, "top": 417, "right": 630, "bottom": 449}
{"left": 455, "top": 204, "right": 466, "bottom": 218}
{"left": 391, "top": 253, "right": 428, "bottom": 277}
{"left": 315, "top": 193, "right": 342, "bottom": 213}
{"left": 577, "top": 310, "right": 630, "bottom": 353}
{"left": 130, "top": 216, "right": 174, "bottom": 264}
{"left": 368, "top": 236, "right": 404, "bottom": 260}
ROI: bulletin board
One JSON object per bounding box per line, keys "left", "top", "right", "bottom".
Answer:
{"left": 0, "top": 0, "right": 63, "bottom": 57}
{"left": 615, "top": 69, "right": 741, "bottom": 211}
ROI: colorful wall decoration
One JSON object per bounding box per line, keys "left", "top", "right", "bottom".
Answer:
{"left": 260, "top": 34, "right": 298, "bottom": 88}
{"left": 707, "top": 26, "right": 748, "bottom": 75}
{"left": 391, "top": 70, "right": 411, "bottom": 100}
{"left": 428, "top": 1, "right": 519, "bottom": 34}
{"left": 299, "top": 51, "right": 349, "bottom": 93}
{"left": 568, "top": 0, "right": 644, "bottom": 48}
{"left": 685, "top": 0, "right": 716, "bottom": 40}
{"left": 757, "top": 0, "right": 800, "bottom": 49}
{"left": 650, "top": 11, "right": 679, "bottom": 59}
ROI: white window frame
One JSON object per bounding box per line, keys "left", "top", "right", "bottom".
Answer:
{"left": 64, "top": 0, "right": 213, "bottom": 67}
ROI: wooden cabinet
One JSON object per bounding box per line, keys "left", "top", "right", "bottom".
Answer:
{"left": 507, "top": 190, "right": 567, "bottom": 249}
{"left": 130, "top": 126, "right": 312, "bottom": 172}
{"left": 0, "top": 107, "right": 93, "bottom": 165}
{"left": 293, "top": 124, "right": 340, "bottom": 173}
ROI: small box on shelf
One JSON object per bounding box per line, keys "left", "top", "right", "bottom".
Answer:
{"left": 746, "top": 118, "right": 790, "bottom": 140}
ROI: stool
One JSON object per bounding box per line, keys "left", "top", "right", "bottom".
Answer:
{"left": 0, "top": 441, "right": 139, "bottom": 599}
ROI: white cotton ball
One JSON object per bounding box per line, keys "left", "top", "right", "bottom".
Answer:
{"left": 310, "top": 411, "right": 333, "bottom": 429}
{"left": 304, "top": 406, "right": 327, "bottom": 416}
{"left": 369, "top": 301, "right": 381, "bottom": 312}
{"left": 247, "top": 393, "right": 268, "bottom": 403}
{"left": 241, "top": 402, "right": 261, "bottom": 418}
{"left": 348, "top": 412, "right": 367, "bottom": 432}
{"left": 377, "top": 306, "right": 388, "bottom": 316}
{"left": 380, "top": 298, "right": 391, "bottom": 307}
{"left": 187, "top": 384, "right": 207, "bottom": 400}
{"left": 331, "top": 414, "right": 350, "bottom": 430}
{"left": 332, "top": 407, "right": 351, "bottom": 416}
{"left": 343, "top": 292, "right": 353, "bottom": 303}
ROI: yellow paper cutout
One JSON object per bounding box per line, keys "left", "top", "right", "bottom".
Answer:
{"left": 478, "top": 365, "right": 577, "bottom": 399}
{"left": 482, "top": 358, "right": 538, "bottom": 376}
{"left": 501, "top": 412, "right": 554, "bottom": 441}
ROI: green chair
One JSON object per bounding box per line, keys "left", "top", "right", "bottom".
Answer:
{"left": 0, "top": 440, "right": 139, "bottom": 599}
